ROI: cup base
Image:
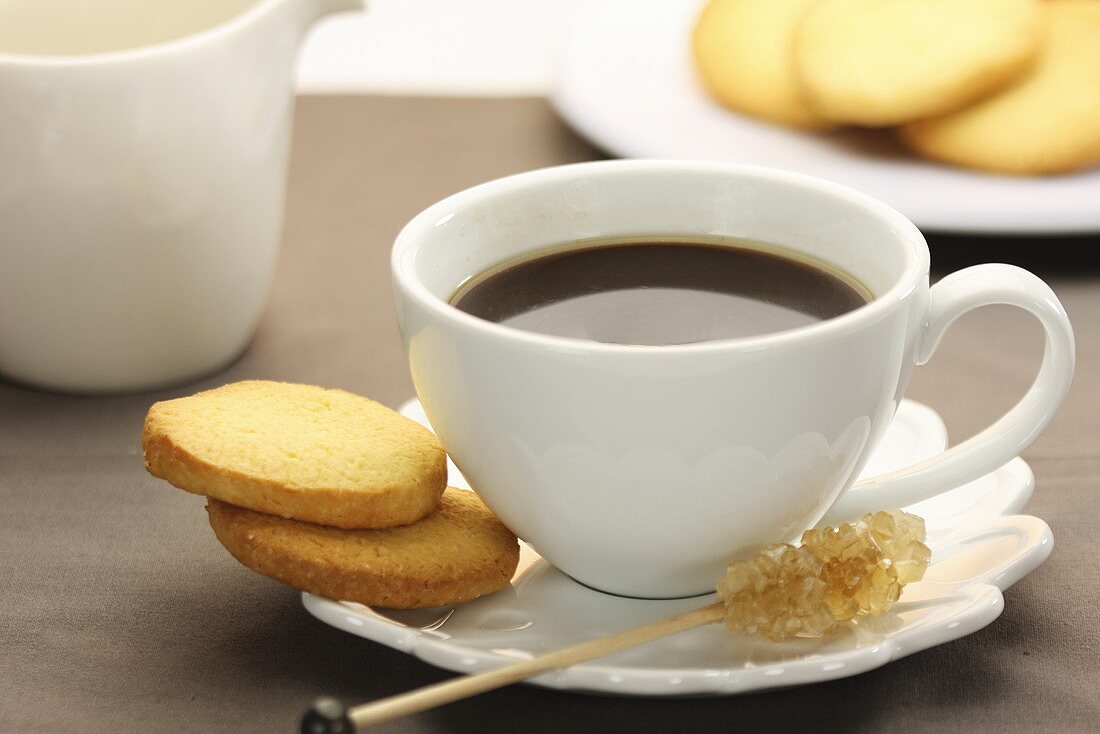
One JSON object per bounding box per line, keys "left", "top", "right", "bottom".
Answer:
{"left": 0, "top": 338, "right": 252, "bottom": 396}
{"left": 565, "top": 573, "right": 716, "bottom": 601}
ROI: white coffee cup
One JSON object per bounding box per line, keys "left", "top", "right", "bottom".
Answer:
{"left": 392, "top": 161, "right": 1074, "bottom": 598}
{"left": 0, "top": 0, "right": 360, "bottom": 393}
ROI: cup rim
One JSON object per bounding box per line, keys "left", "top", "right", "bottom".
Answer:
{"left": 391, "top": 160, "right": 929, "bottom": 355}
{"left": 0, "top": 0, "right": 284, "bottom": 66}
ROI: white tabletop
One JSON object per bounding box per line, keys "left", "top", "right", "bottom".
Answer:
{"left": 297, "top": 0, "right": 589, "bottom": 95}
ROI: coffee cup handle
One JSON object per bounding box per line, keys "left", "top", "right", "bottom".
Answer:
{"left": 823, "top": 264, "right": 1075, "bottom": 526}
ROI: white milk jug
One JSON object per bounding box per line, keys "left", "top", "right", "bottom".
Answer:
{"left": 0, "top": 0, "right": 360, "bottom": 392}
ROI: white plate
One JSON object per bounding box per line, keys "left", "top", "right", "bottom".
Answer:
{"left": 303, "top": 399, "right": 1050, "bottom": 696}
{"left": 550, "top": 0, "right": 1100, "bottom": 235}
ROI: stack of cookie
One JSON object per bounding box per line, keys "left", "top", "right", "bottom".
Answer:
{"left": 693, "top": 0, "right": 1100, "bottom": 175}
{"left": 142, "top": 381, "right": 519, "bottom": 608}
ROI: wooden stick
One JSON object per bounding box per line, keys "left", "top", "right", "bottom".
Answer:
{"left": 304, "top": 602, "right": 725, "bottom": 731}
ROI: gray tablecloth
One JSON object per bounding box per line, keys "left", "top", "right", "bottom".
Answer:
{"left": 2, "top": 96, "right": 1098, "bottom": 733}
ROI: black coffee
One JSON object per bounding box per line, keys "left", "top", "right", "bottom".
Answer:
{"left": 450, "top": 238, "right": 870, "bottom": 345}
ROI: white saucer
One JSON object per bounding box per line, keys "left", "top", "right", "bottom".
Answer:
{"left": 550, "top": 0, "right": 1100, "bottom": 235}
{"left": 303, "top": 399, "right": 1050, "bottom": 696}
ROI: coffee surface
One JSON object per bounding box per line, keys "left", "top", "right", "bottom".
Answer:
{"left": 451, "top": 239, "right": 869, "bottom": 345}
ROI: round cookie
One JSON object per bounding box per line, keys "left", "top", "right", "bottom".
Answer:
{"left": 143, "top": 381, "right": 446, "bottom": 529}
{"left": 692, "top": 0, "right": 832, "bottom": 129}
{"left": 207, "top": 490, "right": 520, "bottom": 608}
{"left": 795, "top": 0, "right": 1041, "bottom": 126}
{"left": 899, "top": 0, "right": 1100, "bottom": 175}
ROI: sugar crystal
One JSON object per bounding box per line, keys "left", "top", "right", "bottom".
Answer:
{"left": 716, "top": 510, "right": 930, "bottom": 640}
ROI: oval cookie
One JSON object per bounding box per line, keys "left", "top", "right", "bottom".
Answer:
{"left": 899, "top": 0, "right": 1100, "bottom": 174}
{"left": 693, "top": 0, "right": 831, "bottom": 129}
{"left": 795, "top": 0, "right": 1041, "bottom": 126}
{"left": 207, "top": 490, "right": 520, "bottom": 608}
{"left": 143, "top": 381, "right": 446, "bottom": 529}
